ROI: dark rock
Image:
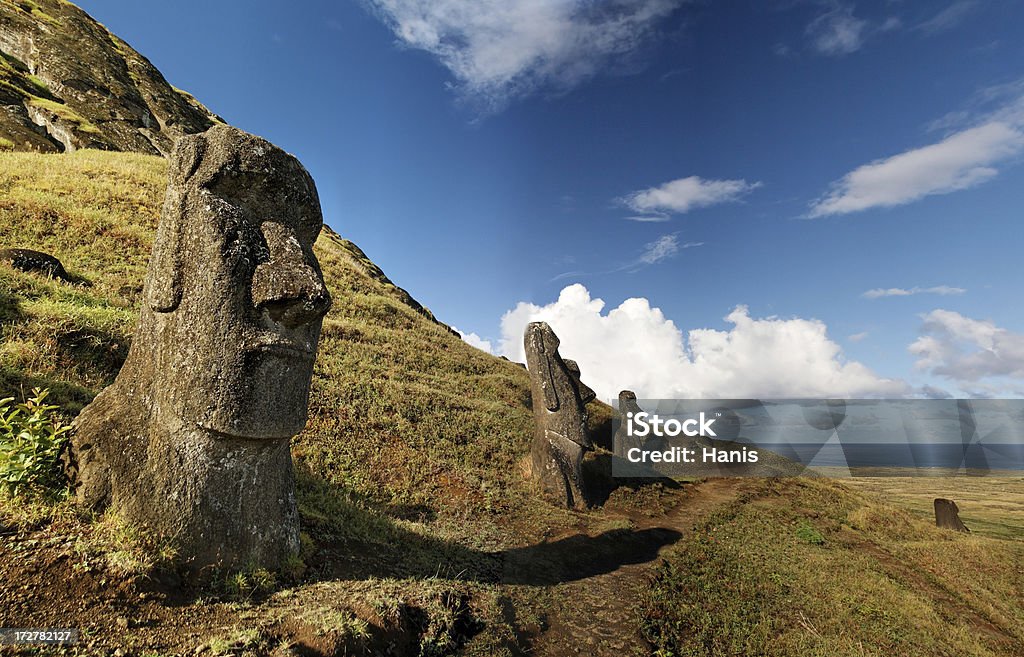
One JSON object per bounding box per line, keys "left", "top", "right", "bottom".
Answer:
{"left": 934, "top": 498, "right": 970, "bottom": 532}
{"left": 524, "top": 322, "right": 594, "bottom": 509}
{"left": 0, "top": 247, "right": 71, "bottom": 281}
{"left": 1, "top": 0, "right": 222, "bottom": 154}
{"left": 66, "top": 125, "right": 331, "bottom": 572}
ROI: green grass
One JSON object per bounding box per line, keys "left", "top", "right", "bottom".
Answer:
{"left": 0, "top": 149, "right": 552, "bottom": 532}
{"left": 842, "top": 476, "right": 1024, "bottom": 540}
{"left": 3, "top": 149, "right": 1022, "bottom": 656}
{"left": 640, "top": 478, "right": 1024, "bottom": 657}
{"left": 27, "top": 96, "right": 102, "bottom": 135}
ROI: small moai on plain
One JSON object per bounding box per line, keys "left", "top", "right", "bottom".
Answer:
{"left": 934, "top": 498, "right": 970, "bottom": 533}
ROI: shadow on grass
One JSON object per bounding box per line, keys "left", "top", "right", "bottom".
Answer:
{"left": 295, "top": 464, "right": 682, "bottom": 588}
{"left": 0, "top": 367, "right": 97, "bottom": 414}
{"left": 0, "top": 290, "right": 23, "bottom": 326}
{"left": 582, "top": 451, "right": 684, "bottom": 507}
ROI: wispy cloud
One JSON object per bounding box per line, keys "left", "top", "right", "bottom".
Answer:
{"left": 808, "top": 97, "right": 1024, "bottom": 217}
{"left": 626, "top": 214, "right": 671, "bottom": 223}
{"left": 916, "top": 1, "right": 978, "bottom": 35}
{"left": 862, "top": 286, "right": 966, "bottom": 299}
{"left": 806, "top": 4, "right": 868, "bottom": 56}
{"left": 910, "top": 309, "right": 1024, "bottom": 386}
{"left": 365, "top": 0, "right": 683, "bottom": 110}
{"left": 639, "top": 233, "right": 682, "bottom": 265}
{"left": 848, "top": 331, "right": 869, "bottom": 342}
{"left": 622, "top": 176, "right": 761, "bottom": 219}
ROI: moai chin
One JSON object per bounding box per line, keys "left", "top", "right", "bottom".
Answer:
{"left": 67, "top": 125, "right": 332, "bottom": 572}
{"left": 523, "top": 322, "right": 595, "bottom": 509}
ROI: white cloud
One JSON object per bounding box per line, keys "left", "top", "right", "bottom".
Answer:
{"left": 916, "top": 1, "right": 978, "bottom": 35}
{"left": 910, "top": 310, "right": 1024, "bottom": 385}
{"left": 809, "top": 119, "right": 1024, "bottom": 217}
{"left": 623, "top": 176, "right": 761, "bottom": 217}
{"left": 848, "top": 331, "right": 868, "bottom": 342}
{"left": 626, "top": 214, "right": 671, "bottom": 223}
{"left": 366, "top": 0, "right": 682, "bottom": 109}
{"left": 806, "top": 5, "right": 868, "bottom": 55}
{"left": 498, "top": 284, "right": 906, "bottom": 400}
{"left": 862, "top": 285, "right": 966, "bottom": 299}
{"left": 454, "top": 327, "right": 494, "bottom": 354}
{"left": 638, "top": 234, "right": 681, "bottom": 265}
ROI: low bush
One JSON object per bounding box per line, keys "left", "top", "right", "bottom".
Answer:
{"left": 0, "top": 387, "right": 71, "bottom": 497}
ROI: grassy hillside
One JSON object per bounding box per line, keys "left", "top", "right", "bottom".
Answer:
{"left": 2, "top": 150, "right": 1023, "bottom": 656}
{"left": 640, "top": 477, "right": 1024, "bottom": 657}
{"left": 0, "top": 148, "right": 595, "bottom": 542}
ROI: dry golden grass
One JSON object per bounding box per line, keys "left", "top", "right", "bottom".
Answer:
{"left": 3, "top": 150, "right": 1023, "bottom": 656}
{"left": 843, "top": 476, "right": 1024, "bottom": 540}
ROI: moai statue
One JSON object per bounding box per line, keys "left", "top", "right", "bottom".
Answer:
{"left": 934, "top": 498, "right": 970, "bottom": 533}
{"left": 614, "top": 390, "right": 644, "bottom": 456}
{"left": 66, "top": 125, "right": 332, "bottom": 572}
{"left": 524, "top": 322, "right": 595, "bottom": 509}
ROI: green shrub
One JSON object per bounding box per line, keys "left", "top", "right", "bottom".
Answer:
{"left": 0, "top": 387, "right": 71, "bottom": 497}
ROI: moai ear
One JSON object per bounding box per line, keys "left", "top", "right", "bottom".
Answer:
{"left": 146, "top": 135, "right": 205, "bottom": 313}
{"left": 529, "top": 327, "right": 560, "bottom": 412}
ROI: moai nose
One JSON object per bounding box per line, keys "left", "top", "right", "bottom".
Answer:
{"left": 251, "top": 223, "right": 332, "bottom": 328}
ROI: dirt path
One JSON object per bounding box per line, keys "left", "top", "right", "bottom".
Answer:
{"left": 523, "top": 478, "right": 743, "bottom": 656}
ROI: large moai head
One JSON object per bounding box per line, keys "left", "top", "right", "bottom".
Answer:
{"left": 523, "top": 322, "right": 592, "bottom": 450}
{"left": 68, "top": 125, "right": 332, "bottom": 572}
{"left": 140, "top": 124, "right": 331, "bottom": 439}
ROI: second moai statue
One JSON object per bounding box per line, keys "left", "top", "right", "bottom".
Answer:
{"left": 524, "top": 322, "right": 596, "bottom": 509}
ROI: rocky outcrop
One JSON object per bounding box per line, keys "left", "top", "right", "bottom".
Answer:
{"left": 66, "top": 125, "right": 331, "bottom": 572}
{"left": 0, "top": 0, "right": 221, "bottom": 154}
{"left": 524, "top": 322, "right": 595, "bottom": 509}
{"left": 0, "top": 247, "right": 71, "bottom": 281}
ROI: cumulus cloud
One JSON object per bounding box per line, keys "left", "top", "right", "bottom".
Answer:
{"left": 454, "top": 327, "right": 494, "bottom": 353}
{"left": 910, "top": 310, "right": 1024, "bottom": 385}
{"left": 366, "top": 0, "right": 682, "bottom": 109}
{"left": 862, "top": 285, "right": 966, "bottom": 299}
{"left": 498, "top": 284, "right": 906, "bottom": 400}
{"left": 808, "top": 118, "right": 1024, "bottom": 217}
{"left": 622, "top": 176, "right": 761, "bottom": 219}
{"left": 806, "top": 4, "right": 868, "bottom": 55}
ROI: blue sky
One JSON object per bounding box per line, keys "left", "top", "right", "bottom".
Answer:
{"left": 76, "top": 0, "right": 1024, "bottom": 399}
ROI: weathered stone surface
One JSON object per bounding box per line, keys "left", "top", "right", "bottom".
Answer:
{"left": 524, "top": 322, "right": 594, "bottom": 509}
{"left": 66, "top": 125, "right": 331, "bottom": 572}
{"left": 618, "top": 390, "right": 641, "bottom": 415}
{"left": 0, "top": 247, "right": 71, "bottom": 281}
{"left": 1, "top": 0, "right": 221, "bottom": 154}
{"left": 934, "top": 498, "right": 970, "bottom": 533}
{"left": 614, "top": 391, "right": 643, "bottom": 454}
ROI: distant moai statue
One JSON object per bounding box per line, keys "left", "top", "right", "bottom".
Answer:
{"left": 66, "top": 125, "right": 332, "bottom": 572}
{"left": 614, "top": 390, "right": 644, "bottom": 454}
{"left": 934, "top": 498, "right": 970, "bottom": 533}
{"left": 524, "top": 322, "right": 595, "bottom": 509}
{"left": 612, "top": 390, "right": 649, "bottom": 477}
